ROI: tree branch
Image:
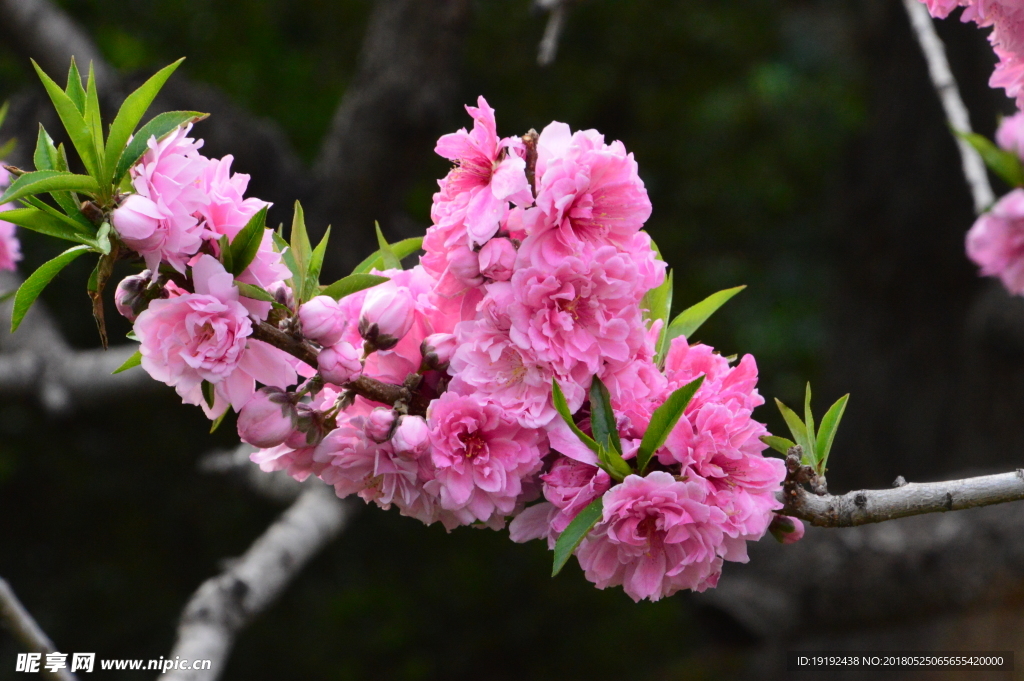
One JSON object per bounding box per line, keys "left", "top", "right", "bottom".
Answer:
{"left": 0, "top": 577, "right": 78, "bottom": 681}
{"left": 902, "top": 0, "right": 994, "bottom": 213}
{"left": 0, "top": 0, "right": 115, "bottom": 92}
{"left": 535, "top": 0, "right": 570, "bottom": 67}
{"left": 199, "top": 444, "right": 307, "bottom": 505}
{"left": 158, "top": 485, "right": 354, "bottom": 681}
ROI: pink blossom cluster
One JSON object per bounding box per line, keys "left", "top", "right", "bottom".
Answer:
{"left": 0, "top": 164, "right": 22, "bottom": 271}
{"left": 115, "top": 101, "right": 788, "bottom": 601}
{"left": 920, "top": 1, "right": 1024, "bottom": 108}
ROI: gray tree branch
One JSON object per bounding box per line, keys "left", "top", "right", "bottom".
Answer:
{"left": 0, "top": 577, "right": 78, "bottom": 681}
{"left": 535, "top": 0, "right": 570, "bottom": 67}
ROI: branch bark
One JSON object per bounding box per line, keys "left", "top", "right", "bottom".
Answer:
{"left": 158, "top": 485, "right": 354, "bottom": 681}
{"left": 902, "top": 0, "right": 994, "bottom": 213}
{"left": 0, "top": 577, "right": 78, "bottom": 681}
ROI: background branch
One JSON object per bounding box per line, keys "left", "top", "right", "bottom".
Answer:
{"left": 0, "top": 577, "right": 78, "bottom": 681}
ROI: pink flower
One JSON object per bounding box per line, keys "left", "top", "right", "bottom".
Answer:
{"left": 769, "top": 515, "right": 805, "bottom": 544}
{"left": 134, "top": 254, "right": 296, "bottom": 418}
{"left": 423, "top": 392, "right": 546, "bottom": 526}
{"left": 318, "top": 341, "right": 362, "bottom": 385}
{"left": 114, "top": 272, "right": 150, "bottom": 321}
{"left": 576, "top": 472, "right": 728, "bottom": 602}
{"left": 997, "top": 111, "right": 1024, "bottom": 157}
{"left": 541, "top": 456, "right": 611, "bottom": 533}
{"left": 0, "top": 164, "right": 21, "bottom": 272}
{"left": 112, "top": 126, "right": 209, "bottom": 272}
{"left": 392, "top": 415, "right": 431, "bottom": 455}
{"left": 434, "top": 96, "right": 533, "bottom": 246}
{"left": 420, "top": 332, "right": 457, "bottom": 371}
{"left": 237, "top": 387, "right": 297, "bottom": 448}
{"left": 920, "top": 0, "right": 963, "bottom": 18}
{"left": 478, "top": 237, "right": 517, "bottom": 282}
{"left": 447, "top": 244, "right": 484, "bottom": 287}
{"left": 195, "top": 155, "right": 269, "bottom": 241}
{"left": 359, "top": 282, "right": 415, "bottom": 350}
{"left": 525, "top": 122, "right": 651, "bottom": 251}
{"left": 966, "top": 189, "right": 1024, "bottom": 294}
{"left": 299, "top": 296, "right": 346, "bottom": 346}
{"left": 365, "top": 407, "right": 397, "bottom": 443}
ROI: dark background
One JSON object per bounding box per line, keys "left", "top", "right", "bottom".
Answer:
{"left": 0, "top": 1, "right": 1021, "bottom": 679}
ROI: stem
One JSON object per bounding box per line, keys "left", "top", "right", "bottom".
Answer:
{"left": 522, "top": 129, "right": 539, "bottom": 198}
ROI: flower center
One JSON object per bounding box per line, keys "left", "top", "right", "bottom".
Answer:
{"left": 458, "top": 430, "right": 486, "bottom": 459}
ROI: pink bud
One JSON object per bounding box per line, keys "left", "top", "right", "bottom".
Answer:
{"left": 448, "top": 244, "right": 483, "bottom": 286}
{"left": 237, "top": 388, "right": 296, "bottom": 448}
{"left": 318, "top": 341, "right": 362, "bottom": 385}
{"left": 769, "top": 515, "right": 805, "bottom": 544}
{"left": 478, "top": 237, "right": 516, "bottom": 282}
{"left": 299, "top": 296, "right": 345, "bottom": 346}
{"left": 359, "top": 285, "right": 414, "bottom": 350}
{"left": 392, "top": 415, "right": 430, "bottom": 455}
{"left": 114, "top": 272, "right": 151, "bottom": 321}
{"left": 365, "top": 407, "right": 397, "bottom": 443}
{"left": 111, "top": 194, "right": 161, "bottom": 249}
{"left": 285, "top": 404, "right": 327, "bottom": 448}
{"left": 420, "top": 332, "right": 457, "bottom": 371}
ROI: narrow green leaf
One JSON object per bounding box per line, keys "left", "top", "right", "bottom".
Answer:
{"left": 289, "top": 202, "right": 312, "bottom": 300}
{"left": 0, "top": 139, "right": 14, "bottom": 159}
{"left": 228, "top": 205, "right": 268, "bottom": 276}
{"left": 597, "top": 444, "right": 632, "bottom": 482}
{"left": 551, "top": 379, "right": 600, "bottom": 456}
{"left": 33, "top": 60, "right": 99, "bottom": 177}
{"left": 0, "top": 101, "right": 9, "bottom": 130}
{"left": 112, "top": 349, "right": 142, "bottom": 374}
{"left": 666, "top": 285, "right": 746, "bottom": 344}
{"left": 641, "top": 266, "right": 673, "bottom": 328}
{"left": 374, "top": 223, "right": 402, "bottom": 271}
{"left": 320, "top": 273, "right": 389, "bottom": 301}
{"left": 113, "top": 111, "right": 208, "bottom": 184}
{"left": 814, "top": 394, "right": 849, "bottom": 473}
{"left": 202, "top": 380, "right": 216, "bottom": 409}
{"left": 218, "top": 234, "right": 233, "bottom": 274}
{"left": 636, "top": 375, "right": 705, "bottom": 474}
{"left": 0, "top": 170, "right": 98, "bottom": 205}
{"left": 209, "top": 410, "right": 228, "bottom": 434}
{"left": 104, "top": 59, "right": 185, "bottom": 187}
{"left": 34, "top": 125, "right": 55, "bottom": 172}
{"left": 775, "top": 398, "right": 812, "bottom": 465}
{"left": 589, "top": 376, "right": 622, "bottom": 455}
{"left": 552, "top": 498, "right": 604, "bottom": 577}
{"left": 305, "top": 226, "right": 331, "bottom": 302}
{"left": 11, "top": 245, "right": 90, "bottom": 332}
{"left": 0, "top": 289, "right": 15, "bottom": 304}
{"left": 803, "top": 383, "right": 816, "bottom": 464}
{"left": 0, "top": 208, "right": 92, "bottom": 243}
{"left": 84, "top": 63, "right": 104, "bottom": 181}
{"left": 234, "top": 281, "right": 286, "bottom": 312}
{"left": 271, "top": 230, "right": 300, "bottom": 282}
{"left": 956, "top": 130, "right": 1024, "bottom": 188}
{"left": 352, "top": 237, "right": 424, "bottom": 274}
{"left": 94, "top": 222, "right": 111, "bottom": 255}
{"left": 761, "top": 435, "right": 798, "bottom": 456}
{"left": 20, "top": 196, "right": 94, "bottom": 235}
{"left": 65, "top": 59, "right": 86, "bottom": 114}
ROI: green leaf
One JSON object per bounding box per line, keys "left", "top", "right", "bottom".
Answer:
{"left": 641, "top": 266, "right": 672, "bottom": 329}
{"left": 305, "top": 226, "right": 331, "bottom": 302}
{"left": 94, "top": 222, "right": 111, "bottom": 255}
{"left": 636, "top": 375, "right": 705, "bottom": 474}
{"left": 104, "top": 59, "right": 185, "bottom": 187}
{"left": 234, "top": 281, "right": 286, "bottom": 312}
{"left": 761, "top": 435, "right": 798, "bottom": 456}
{"left": 218, "top": 234, "right": 233, "bottom": 274}
{"left": 589, "top": 376, "right": 622, "bottom": 455}
{"left": 320, "top": 273, "right": 389, "bottom": 301}
{"left": 597, "top": 444, "right": 632, "bottom": 482}
{"left": 20, "top": 196, "right": 94, "bottom": 235}
{"left": 374, "top": 223, "right": 401, "bottom": 271}
{"left": 272, "top": 230, "right": 300, "bottom": 282}
{"left": 0, "top": 100, "right": 8, "bottom": 129}
{"left": 551, "top": 379, "right": 600, "bottom": 456}
{"left": 0, "top": 170, "right": 99, "bottom": 205}
{"left": 0, "top": 139, "right": 14, "bottom": 159}
{"left": 0, "top": 208, "right": 92, "bottom": 243}
{"left": 956, "top": 130, "right": 1024, "bottom": 188}
{"left": 289, "top": 202, "right": 312, "bottom": 300}
{"left": 228, "top": 205, "right": 268, "bottom": 276}
{"left": 32, "top": 60, "right": 100, "bottom": 177}
{"left": 113, "top": 111, "right": 208, "bottom": 184}
{"left": 112, "top": 349, "right": 142, "bottom": 374}
{"left": 352, "top": 237, "right": 424, "bottom": 274}
{"left": 774, "top": 398, "right": 812, "bottom": 466}
{"left": 34, "top": 125, "right": 56, "bottom": 172}
{"left": 202, "top": 380, "right": 216, "bottom": 409}
{"left": 802, "top": 383, "right": 816, "bottom": 463}
{"left": 814, "top": 394, "right": 849, "bottom": 473}
{"left": 552, "top": 498, "right": 604, "bottom": 577}
{"left": 84, "top": 63, "right": 104, "bottom": 181}
{"left": 209, "top": 410, "right": 228, "bottom": 434}
{"left": 11, "top": 245, "right": 90, "bottom": 332}
{"left": 666, "top": 285, "right": 746, "bottom": 344}
{"left": 65, "top": 59, "right": 86, "bottom": 114}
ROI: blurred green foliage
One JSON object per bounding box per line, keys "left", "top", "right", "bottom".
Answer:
{"left": 0, "top": 1, "right": 863, "bottom": 679}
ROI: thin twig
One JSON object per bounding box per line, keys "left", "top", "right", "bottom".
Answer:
{"left": 158, "top": 485, "right": 353, "bottom": 681}
{"left": 903, "top": 0, "right": 995, "bottom": 213}
{"left": 779, "top": 468, "right": 1024, "bottom": 527}
{"left": 536, "top": 0, "right": 569, "bottom": 67}
{"left": 0, "top": 577, "right": 78, "bottom": 681}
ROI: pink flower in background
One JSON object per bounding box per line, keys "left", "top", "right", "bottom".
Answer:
{"left": 434, "top": 96, "right": 533, "bottom": 246}
{"left": 424, "top": 392, "right": 546, "bottom": 527}
{"left": 966, "top": 189, "right": 1024, "bottom": 294}
{"left": 0, "top": 164, "right": 21, "bottom": 271}
{"left": 576, "top": 472, "right": 728, "bottom": 602}
{"left": 112, "top": 126, "right": 209, "bottom": 272}
{"left": 996, "top": 111, "right": 1024, "bottom": 157}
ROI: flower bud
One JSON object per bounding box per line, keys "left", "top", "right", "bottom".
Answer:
{"left": 237, "top": 387, "right": 297, "bottom": 448}
{"left": 114, "top": 272, "right": 151, "bottom": 321}
{"left": 420, "top": 332, "right": 457, "bottom": 371}
{"left": 448, "top": 244, "right": 483, "bottom": 286}
{"left": 318, "top": 341, "right": 362, "bottom": 385}
{"left": 285, "top": 404, "right": 328, "bottom": 448}
{"left": 392, "top": 415, "right": 431, "bottom": 456}
{"left": 365, "top": 407, "right": 397, "bottom": 443}
{"left": 478, "top": 237, "right": 516, "bottom": 282}
{"left": 359, "top": 285, "right": 414, "bottom": 351}
{"left": 111, "top": 194, "right": 161, "bottom": 250}
{"left": 299, "top": 295, "right": 345, "bottom": 346}
{"left": 768, "top": 515, "right": 805, "bottom": 545}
